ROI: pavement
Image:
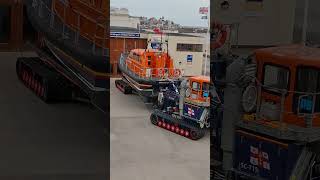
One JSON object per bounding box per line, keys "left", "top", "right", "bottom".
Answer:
{"left": 110, "top": 78, "right": 209, "bottom": 180}
{"left": 0, "top": 52, "right": 107, "bottom": 180}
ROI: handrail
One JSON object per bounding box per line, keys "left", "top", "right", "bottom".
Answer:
{"left": 240, "top": 80, "right": 320, "bottom": 130}
{"left": 34, "top": 0, "right": 108, "bottom": 56}
{"left": 120, "top": 53, "right": 183, "bottom": 80}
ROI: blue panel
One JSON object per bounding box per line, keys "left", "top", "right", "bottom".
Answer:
{"left": 187, "top": 55, "right": 193, "bottom": 62}
{"left": 183, "top": 104, "right": 204, "bottom": 121}
{"left": 234, "top": 131, "right": 301, "bottom": 180}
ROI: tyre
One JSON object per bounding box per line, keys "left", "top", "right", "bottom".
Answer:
{"left": 150, "top": 113, "right": 159, "bottom": 125}
{"left": 189, "top": 128, "right": 205, "bottom": 140}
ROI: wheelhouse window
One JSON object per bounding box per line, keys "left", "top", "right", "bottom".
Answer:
{"left": 263, "top": 65, "right": 289, "bottom": 92}
{"left": 147, "top": 56, "right": 151, "bottom": 66}
{"left": 129, "top": 52, "right": 140, "bottom": 62}
{"left": 177, "top": 43, "right": 203, "bottom": 52}
{"left": 295, "top": 66, "right": 320, "bottom": 113}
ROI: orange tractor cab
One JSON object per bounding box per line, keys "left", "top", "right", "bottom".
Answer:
{"left": 239, "top": 45, "right": 320, "bottom": 141}
{"left": 186, "top": 76, "right": 211, "bottom": 105}
{"left": 211, "top": 44, "right": 320, "bottom": 179}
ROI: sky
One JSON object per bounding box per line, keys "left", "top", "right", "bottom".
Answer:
{"left": 110, "top": 0, "right": 209, "bottom": 27}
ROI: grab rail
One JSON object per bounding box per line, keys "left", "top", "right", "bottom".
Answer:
{"left": 32, "top": 0, "right": 109, "bottom": 56}
{"left": 119, "top": 53, "right": 183, "bottom": 80}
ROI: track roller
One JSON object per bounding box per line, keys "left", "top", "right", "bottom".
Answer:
{"left": 150, "top": 110, "right": 205, "bottom": 140}
{"left": 115, "top": 79, "right": 132, "bottom": 94}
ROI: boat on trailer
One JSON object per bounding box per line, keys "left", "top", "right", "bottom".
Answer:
{"left": 25, "top": 0, "right": 109, "bottom": 88}
{"left": 117, "top": 48, "right": 183, "bottom": 101}
{"left": 17, "top": 0, "right": 109, "bottom": 112}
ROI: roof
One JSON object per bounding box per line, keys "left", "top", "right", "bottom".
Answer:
{"left": 189, "top": 76, "right": 210, "bottom": 83}
{"left": 111, "top": 26, "right": 146, "bottom": 33}
{"left": 255, "top": 44, "right": 320, "bottom": 65}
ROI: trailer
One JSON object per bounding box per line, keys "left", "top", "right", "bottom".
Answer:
{"left": 16, "top": 43, "right": 108, "bottom": 113}
{"left": 18, "top": 0, "right": 109, "bottom": 114}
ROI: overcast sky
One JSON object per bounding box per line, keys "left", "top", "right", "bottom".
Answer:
{"left": 110, "top": 0, "right": 209, "bottom": 27}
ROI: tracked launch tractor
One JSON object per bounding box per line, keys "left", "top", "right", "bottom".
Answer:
{"left": 150, "top": 76, "right": 217, "bottom": 140}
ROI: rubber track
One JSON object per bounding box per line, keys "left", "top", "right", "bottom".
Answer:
{"left": 150, "top": 109, "right": 205, "bottom": 140}
{"left": 115, "top": 79, "right": 132, "bottom": 94}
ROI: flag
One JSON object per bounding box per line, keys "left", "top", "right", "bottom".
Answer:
{"left": 250, "top": 146, "right": 270, "bottom": 170}
{"left": 199, "top": 7, "right": 208, "bottom": 14}
{"left": 187, "top": 107, "right": 195, "bottom": 116}
{"left": 153, "top": 28, "right": 163, "bottom": 35}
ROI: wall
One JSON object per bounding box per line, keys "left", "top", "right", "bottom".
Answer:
{"left": 148, "top": 34, "right": 206, "bottom": 76}
{"left": 212, "top": 0, "right": 296, "bottom": 46}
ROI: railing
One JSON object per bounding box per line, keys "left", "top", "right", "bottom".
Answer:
{"left": 119, "top": 53, "right": 183, "bottom": 80}
{"left": 32, "top": 0, "right": 109, "bottom": 57}
{"left": 239, "top": 80, "right": 320, "bottom": 129}
{"left": 187, "top": 88, "right": 211, "bottom": 104}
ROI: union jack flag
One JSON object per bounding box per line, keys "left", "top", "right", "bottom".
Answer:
{"left": 187, "top": 107, "right": 195, "bottom": 116}
{"left": 250, "top": 146, "right": 270, "bottom": 170}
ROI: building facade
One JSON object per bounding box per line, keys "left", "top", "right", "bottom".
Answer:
{"left": 147, "top": 33, "right": 206, "bottom": 76}
{"left": 212, "top": 0, "right": 297, "bottom": 46}
{"left": 110, "top": 7, "right": 140, "bottom": 29}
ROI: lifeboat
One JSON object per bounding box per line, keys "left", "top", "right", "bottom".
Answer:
{"left": 24, "top": 0, "right": 109, "bottom": 89}
{"left": 118, "top": 49, "right": 182, "bottom": 98}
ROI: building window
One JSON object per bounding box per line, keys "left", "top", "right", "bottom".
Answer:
{"left": 294, "top": 66, "right": 320, "bottom": 113}
{"left": 177, "top": 43, "right": 203, "bottom": 52}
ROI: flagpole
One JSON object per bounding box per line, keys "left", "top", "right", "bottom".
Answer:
{"left": 203, "top": 7, "right": 209, "bottom": 76}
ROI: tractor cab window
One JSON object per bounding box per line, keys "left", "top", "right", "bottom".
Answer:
{"left": 294, "top": 67, "right": 320, "bottom": 113}
{"left": 202, "top": 83, "right": 210, "bottom": 98}
{"left": 192, "top": 82, "right": 200, "bottom": 91}
{"left": 263, "top": 65, "right": 289, "bottom": 93}
{"left": 190, "top": 81, "right": 201, "bottom": 99}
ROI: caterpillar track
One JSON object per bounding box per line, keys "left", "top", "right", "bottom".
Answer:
{"left": 16, "top": 57, "right": 74, "bottom": 102}
{"left": 115, "top": 79, "right": 133, "bottom": 94}
{"left": 150, "top": 109, "right": 205, "bottom": 140}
